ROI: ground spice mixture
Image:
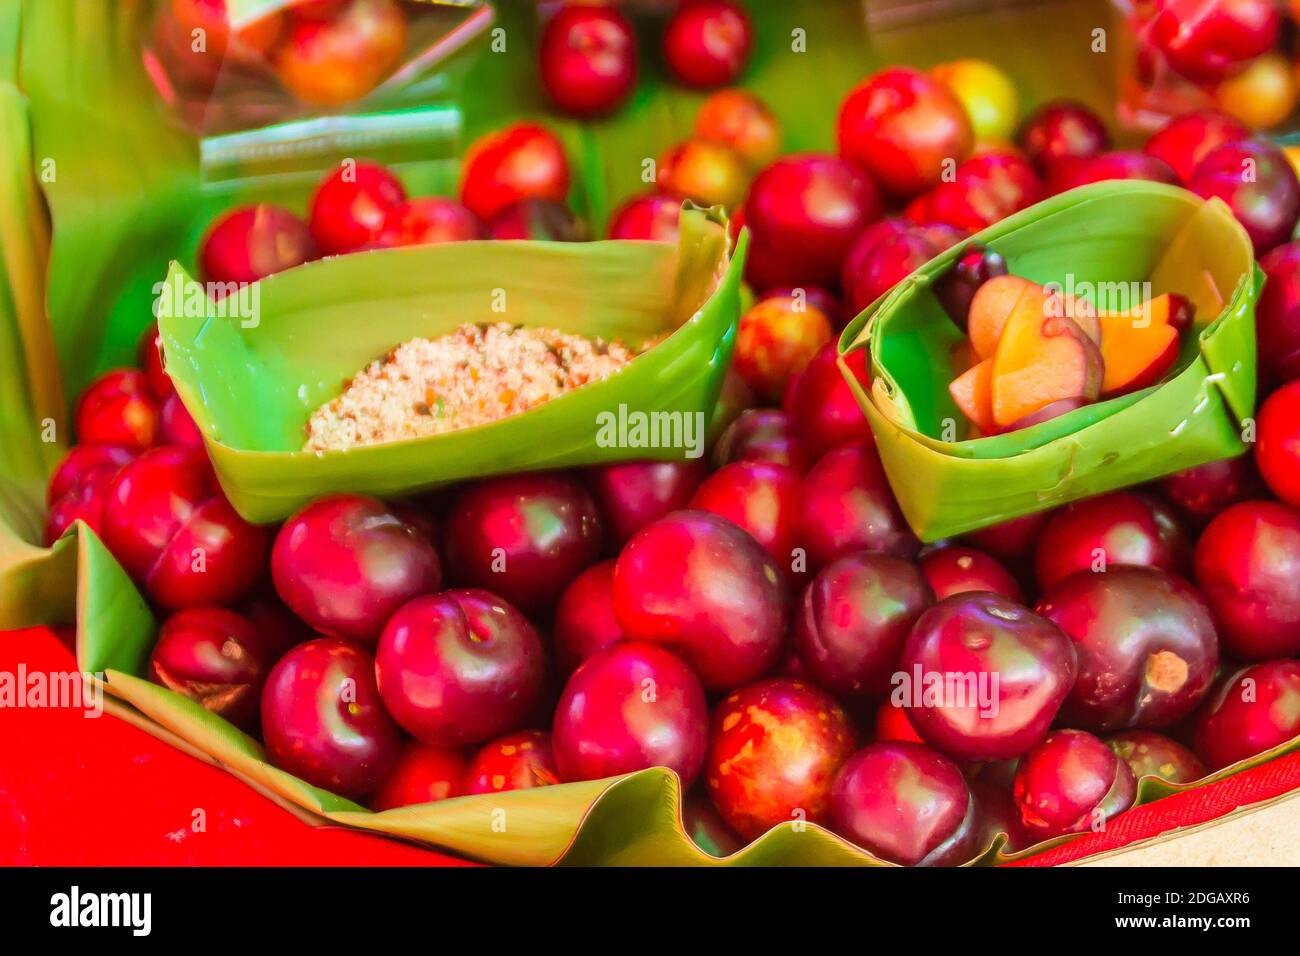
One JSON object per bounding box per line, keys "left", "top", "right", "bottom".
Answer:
{"left": 304, "top": 322, "right": 639, "bottom": 452}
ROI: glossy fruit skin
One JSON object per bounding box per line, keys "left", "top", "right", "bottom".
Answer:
{"left": 373, "top": 197, "right": 483, "bottom": 247}
{"left": 102, "top": 446, "right": 270, "bottom": 609}
{"left": 149, "top": 606, "right": 268, "bottom": 730}
{"left": 199, "top": 204, "right": 316, "bottom": 284}
{"left": 552, "top": 642, "right": 708, "bottom": 786}
{"left": 840, "top": 218, "right": 955, "bottom": 318}
{"left": 486, "top": 199, "right": 587, "bottom": 242}
{"left": 711, "top": 408, "right": 809, "bottom": 473}
{"left": 606, "top": 193, "right": 681, "bottom": 242}
{"left": 705, "top": 678, "right": 856, "bottom": 840}
{"left": 48, "top": 444, "right": 136, "bottom": 506}
{"left": 1256, "top": 241, "right": 1300, "bottom": 385}
{"left": 159, "top": 392, "right": 203, "bottom": 448}
{"left": 371, "top": 742, "right": 466, "bottom": 811}
{"left": 443, "top": 472, "right": 602, "bottom": 613}
{"left": 796, "top": 441, "right": 919, "bottom": 569}
{"left": 271, "top": 493, "right": 442, "bottom": 645}
{"left": 1038, "top": 566, "right": 1219, "bottom": 732}
{"left": 1144, "top": 109, "right": 1248, "bottom": 184}
{"left": 138, "top": 321, "right": 172, "bottom": 400}
{"left": 1106, "top": 730, "right": 1206, "bottom": 785}
{"left": 733, "top": 295, "right": 832, "bottom": 401}
{"left": 662, "top": 1, "right": 752, "bottom": 90}
{"left": 1033, "top": 490, "right": 1190, "bottom": 591}
{"left": 1047, "top": 150, "right": 1178, "bottom": 194}
{"left": 962, "top": 511, "right": 1050, "bottom": 563}
{"left": 830, "top": 741, "right": 977, "bottom": 866}
{"left": 460, "top": 122, "right": 571, "bottom": 223}
{"left": 795, "top": 552, "right": 932, "bottom": 699}
{"left": 933, "top": 245, "right": 1009, "bottom": 330}
{"left": 1017, "top": 100, "right": 1109, "bottom": 172}
{"left": 261, "top": 638, "right": 400, "bottom": 800}
{"left": 375, "top": 589, "right": 545, "bottom": 747}
{"left": 782, "top": 344, "right": 872, "bottom": 462}
{"left": 919, "top": 545, "right": 1023, "bottom": 602}
{"left": 1193, "top": 500, "right": 1300, "bottom": 659}
{"left": 553, "top": 559, "right": 625, "bottom": 676}
{"left": 759, "top": 285, "right": 843, "bottom": 329}
{"left": 464, "top": 729, "right": 561, "bottom": 795}
{"left": 538, "top": 4, "right": 637, "bottom": 118}
{"left": 45, "top": 445, "right": 135, "bottom": 546}
{"left": 1194, "top": 659, "right": 1300, "bottom": 770}
{"left": 1014, "top": 729, "right": 1135, "bottom": 839}
{"left": 308, "top": 161, "right": 406, "bottom": 254}
{"left": 1256, "top": 381, "right": 1300, "bottom": 506}
{"left": 1151, "top": 0, "right": 1279, "bottom": 82}
{"left": 743, "top": 154, "right": 882, "bottom": 290}
{"left": 274, "top": 0, "right": 408, "bottom": 107}
{"left": 74, "top": 369, "right": 159, "bottom": 451}
{"left": 584, "top": 459, "right": 706, "bottom": 547}
{"left": 694, "top": 89, "right": 781, "bottom": 167}
{"left": 837, "top": 67, "right": 974, "bottom": 198}
{"left": 874, "top": 699, "right": 924, "bottom": 744}
{"left": 1188, "top": 138, "right": 1300, "bottom": 255}
{"left": 901, "top": 592, "right": 1077, "bottom": 761}
{"left": 613, "top": 510, "right": 786, "bottom": 690}
{"left": 923, "top": 152, "right": 1045, "bottom": 232}
{"left": 1158, "top": 454, "right": 1263, "bottom": 525}
{"left": 689, "top": 462, "right": 800, "bottom": 570}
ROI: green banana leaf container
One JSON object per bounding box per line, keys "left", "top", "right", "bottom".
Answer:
{"left": 841, "top": 180, "right": 1262, "bottom": 543}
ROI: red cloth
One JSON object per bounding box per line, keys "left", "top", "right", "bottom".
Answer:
{"left": 2, "top": 625, "right": 1297, "bottom": 866}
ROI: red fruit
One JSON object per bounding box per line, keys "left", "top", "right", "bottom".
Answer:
{"left": 1106, "top": 729, "right": 1206, "bottom": 784}
{"left": 273, "top": 0, "right": 408, "bottom": 107}
{"left": 932, "top": 244, "right": 1009, "bottom": 330}
{"left": 744, "top": 154, "right": 882, "bottom": 290}
{"left": 199, "top": 204, "right": 316, "bottom": 284}
{"left": 552, "top": 642, "right": 708, "bottom": 785}
{"left": 830, "top": 741, "right": 977, "bottom": 866}
{"left": 271, "top": 493, "right": 442, "bottom": 645}
{"left": 688, "top": 460, "right": 800, "bottom": 568}
{"left": 443, "top": 472, "right": 601, "bottom": 612}
{"left": 74, "top": 369, "right": 159, "bottom": 451}
{"left": 584, "top": 459, "right": 706, "bottom": 547}
{"left": 234, "top": 590, "right": 315, "bottom": 661}
{"left": 1194, "top": 659, "right": 1300, "bottom": 770}
{"left": 1019, "top": 730, "right": 1136, "bottom": 844}
{"left": 1256, "top": 241, "right": 1300, "bottom": 385}
{"left": 48, "top": 444, "right": 135, "bottom": 505}
{"left": 553, "top": 559, "right": 625, "bottom": 676}
{"left": 837, "top": 67, "right": 974, "bottom": 198}
{"left": 1047, "top": 150, "right": 1178, "bottom": 194}
{"left": 486, "top": 199, "right": 586, "bottom": 242}
{"left": 373, "top": 197, "right": 483, "bottom": 248}
{"left": 782, "top": 344, "right": 873, "bottom": 462}
{"left": 711, "top": 408, "right": 809, "bottom": 473}
{"left": 758, "top": 285, "right": 843, "bottom": 329}
{"left": 694, "top": 89, "right": 782, "bottom": 168}
{"left": 464, "top": 729, "right": 560, "bottom": 795}
{"left": 919, "top": 545, "right": 1023, "bottom": 602}
{"left": 1017, "top": 100, "right": 1109, "bottom": 173}
{"left": 733, "top": 295, "right": 832, "bottom": 402}
{"left": 45, "top": 473, "right": 115, "bottom": 546}
{"left": 704, "top": 678, "right": 856, "bottom": 840}
{"left": 794, "top": 552, "right": 932, "bottom": 699}
{"left": 796, "top": 440, "right": 919, "bottom": 569}
{"left": 137, "top": 322, "right": 172, "bottom": 400}
{"left": 1158, "top": 454, "right": 1262, "bottom": 524}
{"left": 538, "top": 4, "right": 637, "bottom": 118}
{"left": 372, "top": 743, "right": 466, "bottom": 811}
{"left": 1033, "top": 490, "right": 1190, "bottom": 591}
{"left": 1144, "top": 109, "right": 1249, "bottom": 184}
{"left": 149, "top": 606, "right": 267, "bottom": 730}
{"left": 260, "top": 637, "right": 401, "bottom": 800}
{"left": 606, "top": 193, "right": 681, "bottom": 242}
{"left": 1188, "top": 138, "right": 1300, "bottom": 255}
{"left": 840, "top": 219, "right": 951, "bottom": 318}
{"left": 102, "top": 446, "right": 270, "bottom": 609}
{"left": 662, "top": 0, "right": 751, "bottom": 89}
{"left": 375, "top": 589, "right": 545, "bottom": 747}
{"left": 1193, "top": 500, "right": 1300, "bottom": 659}
{"left": 308, "top": 161, "right": 406, "bottom": 254}
{"left": 874, "top": 699, "right": 924, "bottom": 744}
{"left": 159, "top": 392, "right": 203, "bottom": 448}
{"left": 612, "top": 510, "right": 786, "bottom": 690}
{"left": 925, "top": 152, "right": 1045, "bottom": 231}
{"left": 962, "top": 510, "right": 1050, "bottom": 562}
{"left": 460, "top": 122, "right": 570, "bottom": 223}
{"left": 1038, "top": 566, "right": 1219, "bottom": 732}
{"left": 1151, "top": 0, "right": 1279, "bottom": 82}
{"left": 1257, "top": 381, "right": 1300, "bottom": 505}
{"left": 902, "top": 592, "right": 1077, "bottom": 761}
